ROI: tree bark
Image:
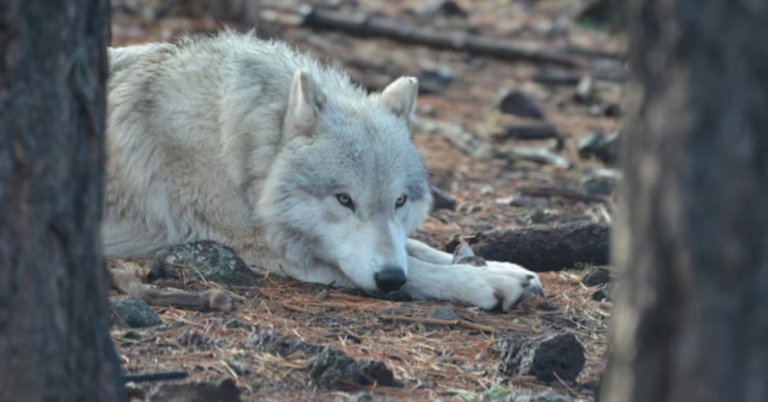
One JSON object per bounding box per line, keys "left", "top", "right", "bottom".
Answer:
{"left": 0, "top": 1, "right": 126, "bottom": 401}
{"left": 601, "top": 1, "right": 768, "bottom": 402}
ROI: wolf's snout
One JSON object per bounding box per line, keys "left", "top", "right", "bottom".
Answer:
{"left": 375, "top": 267, "right": 407, "bottom": 292}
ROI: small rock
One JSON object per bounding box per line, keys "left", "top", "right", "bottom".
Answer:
{"left": 508, "top": 196, "right": 551, "bottom": 209}
{"left": 581, "top": 378, "right": 601, "bottom": 392}
{"left": 414, "top": 0, "right": 467, "bottom": 18}
{"left": 420, "top": 65, "right": 455, "bottom": 86}
{"left": 577, "top": 131, "right": 620, "bottom": 165}
{"left": 574, "top": 76, "right": 594, "bottom": 103}
{"left": 110, "top": 297, "right": 162, "bottom": 328}
{"left": 430, "top": 185, "right": 456, "bottom": 211}
{"left": 121, "top": 330, "right": 143, "bottom": 340}
{"left": 223, "top": 319, "right": 252, "bottom": 329}
{"left": 146, "top": 378, "right": 242, "bottom": 402}
{"left": 603, "top": 102, "right": 623, "bottom": 118}
{"left": 577, "top": 0, "right": 614, "bottom": 28}
{"left": 151, "top": 240, "right": 253, "bottom": 285}
{"left": 494, "top": 89, "right": 546, "bottom": 120}
{"left": 346, "top": 392, "right": 379, "bottom": 402}
{"left": 592, "top": 283, "right": 616, "bottom": 302}
{"left": 582, "top": 267, "right": 612, "bottom": 287}
{"left": 580, "top": 174, "right": 618, "bottom": 196}
{"left": 490, "top": 390, "right": 576, "bottom": 402}
{"left": 429, "top": 306, "right": 462, "bottom": 321}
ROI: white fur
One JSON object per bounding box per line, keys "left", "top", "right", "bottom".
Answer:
{"left": 103, "top": 30, "right": 543, "bottom": 310}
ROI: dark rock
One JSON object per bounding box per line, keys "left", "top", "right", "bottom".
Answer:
{"left": 592, "top": 283, "right": 616, "bottom": 302}
{"left": 178, "top": 329, "right": 211, "bottom": 351}
{"left": 249, "top": 330, "right": 402, "bottom": 390}
{"left": 577, "top": 0, "right": 615, "bottom": 29}
{"left": 603, "top": 102, "right": 623, "bottom": 118}
{"left": 582, "top": 267, "right": 612, "bottom": 287}
{"left": 493, "top": 125, "right": 563, "bottom": 148}
{"left": 429, "top": 306, "right": 462, "bottom": 321}
{"left": 110, "top": 297, "right": 162, "bottom": 328}
{"left": 497, "top": 331, "right": 585, "bottom": 382}
{"left": 489, "top": 390, "right": 577, "bottom": 402}
{"left": 574, "top": 76, "right": 594, "bottom": 103}
{"left": 347, "top": 393, "right": 379, "bottom": 402}
{"left": 581, "top": 378, "right": 601, "bottom": 392}
{"left": 420, "top": 65, "right": 455, "bottom": 86}
{"left": 495, "top": 89, "right": 546, "bottom": 120}
{"left": 577, "top": 131, "right": 620, "bottom": 165}
{"left": 147, "top": 378, "right": 242, "bottom": 402}
{"left": 580, "top": 173, "right": 619, "bottom": 196}
{"left": 414, "top": 0, "right": 468, "bottom": 18}
{"left": 223, "top": 319, "right": 252, "bottom": 330}
{"left": 509, "top": 196, "right": 551, "bottom": 209}
{"left": 150, "top": 240, "right": 254, "bottom": 285}
{"left": 430, "top": 185, "right": 456, "bottom": 211}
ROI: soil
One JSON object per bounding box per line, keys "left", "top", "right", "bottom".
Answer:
{"left": 109, "top": 1, "right": 624, "bottom": 401}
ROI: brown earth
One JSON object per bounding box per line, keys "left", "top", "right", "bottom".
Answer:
{"left": 109, "top": 1, "right": 624, "bottom": 401}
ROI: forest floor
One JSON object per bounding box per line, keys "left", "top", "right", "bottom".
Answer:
{"left": 109, "top": 1, "right": 625, "bottom": 401}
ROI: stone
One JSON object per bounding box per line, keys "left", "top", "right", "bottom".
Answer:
{"left": 150, "top": 240, "right": 253, "bottom": 285}
{"left": 110, "top": 297, "right": 162, "bottom": 328}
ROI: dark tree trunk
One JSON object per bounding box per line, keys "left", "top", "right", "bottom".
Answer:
{"left": 601, "top": 1, "right": 768, "bottom": 402}
{"left": 0, "top": 1, "right": 126, "bottom": 401}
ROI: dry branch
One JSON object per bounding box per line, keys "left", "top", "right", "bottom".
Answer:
{"left": 260, "top": 3, "right": 582, "bottom": 67}
{"left": 444, "top": 221, "right": 610, "bottom": 272}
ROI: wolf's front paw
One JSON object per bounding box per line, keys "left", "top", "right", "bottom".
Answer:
{"left": 462, "top": 262, "right": 544, "bottom": 311}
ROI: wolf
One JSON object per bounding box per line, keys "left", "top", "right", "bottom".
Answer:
{"left": 104, "top": 30, "right": 544, "bottom": 311}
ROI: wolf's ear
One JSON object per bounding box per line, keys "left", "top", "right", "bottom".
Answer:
{"left": 380, "top": 76, "right": 418, "bottom": 128}
{"left": 284, "top": 70, "right": 326, "bottom": 137}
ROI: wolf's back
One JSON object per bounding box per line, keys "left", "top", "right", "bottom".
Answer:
{"left": 107, "top": 30, "right": 366, "bottom": 108}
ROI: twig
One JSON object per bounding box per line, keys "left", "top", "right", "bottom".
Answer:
{"left": 281, "top": 304, "right": 318, "bottom": 314}
{"left": 552, "top": 371, "right": 580, "bottom": 398}
{"left": 379, "top": 315, "right": 500, "bottom": 333}
{"left": 123, "top": 371, "right": 189, "bottom": 383}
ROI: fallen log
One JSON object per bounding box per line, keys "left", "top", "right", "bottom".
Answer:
{"left": 444, "top": 221, "right": 610, "bottom": 272}
{"left": 260, "top": 3, "right": 582, "bottom": 67}
{"left": 496, "top": 331, "right": 586, "bottom": 383}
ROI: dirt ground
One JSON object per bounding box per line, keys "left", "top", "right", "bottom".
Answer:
{"left": 109, "top": 1, "right": 625, "bottom": 401}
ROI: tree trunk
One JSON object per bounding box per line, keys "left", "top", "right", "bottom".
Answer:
{"left": 0, "top": 1, "right": 126, "bottom": 401}
{"left": 601, "top": 1, "right": 768, "bottom": 402}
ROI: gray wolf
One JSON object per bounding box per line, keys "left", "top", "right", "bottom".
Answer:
{"left": 103, "top": 30, "right": 544, "bottom": 311}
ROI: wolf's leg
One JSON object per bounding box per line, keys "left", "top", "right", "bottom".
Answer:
{"left": 401, "top": 256, "right": 544, "bottom": 311}
{"left": 108, "top": 263, "right": 234, "bottom": 312}
{"left": 406, "top": 238, "right": 454, "bottom": 265}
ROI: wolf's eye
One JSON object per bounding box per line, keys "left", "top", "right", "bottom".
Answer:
{"left": 395, "top": 195, "right": 408, "bottom": 208}
{"left": 336, "top": 193, "right": 355, "bottom": 210}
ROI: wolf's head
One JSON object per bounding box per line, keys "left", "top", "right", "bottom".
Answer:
{"left": 259, "top": 70, "right": 431, "bottom": 292}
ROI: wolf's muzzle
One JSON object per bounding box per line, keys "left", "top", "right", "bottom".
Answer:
{"left": 375, "top": 267, "right": 407, "bottom": 292}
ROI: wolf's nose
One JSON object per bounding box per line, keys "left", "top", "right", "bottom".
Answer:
{"left": 375, "top": 267, "right": 407, "bottom": 292}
